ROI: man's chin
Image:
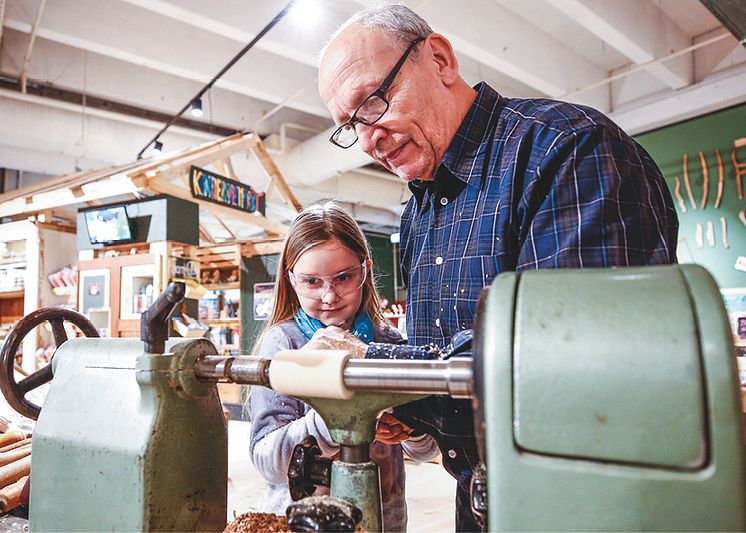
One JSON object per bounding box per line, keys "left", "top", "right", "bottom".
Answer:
{"left": 390, "top": 160, "right": 434, "bottom": 182}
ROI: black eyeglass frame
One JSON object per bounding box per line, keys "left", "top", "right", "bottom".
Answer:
{"left": 329, "top": 36, "right": 426, "bottom": 149}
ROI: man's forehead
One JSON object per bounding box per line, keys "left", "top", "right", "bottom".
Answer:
{"left": 320, "top": 26, "right": 394, "bottom": 89}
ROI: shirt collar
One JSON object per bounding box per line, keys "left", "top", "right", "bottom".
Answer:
{"left": 408, "top": 82, "right": 503, "bottom": 206}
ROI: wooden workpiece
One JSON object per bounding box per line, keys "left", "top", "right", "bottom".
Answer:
{"left": 721, "top": 217, "right": 729, "bottom": 249}
{"left": 673, "top": 177, "right": 687, "bottom": 213}
{"left": 699, "top": 151, "right": 709, "bottom": 210}
{"left": 733, "top": 147, "right": 745, "bottom": 200}
{"left": 683, "top": 153, "right": 697, "bottom": 210}
{"left": 706, "top": 221, "right": 715, "bottom": 247}
{"left": 715, "top": 149, "right": 725, "bottom": 209}
{"left": 0, "top": 475, "right": 28, "bottom": 513}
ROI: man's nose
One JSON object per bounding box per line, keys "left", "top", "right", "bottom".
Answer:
{"left": 356, "top": 122, "right": 386, "bottom": 156}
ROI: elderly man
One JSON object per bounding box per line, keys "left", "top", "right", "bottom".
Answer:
{"left": 317, "top": 4, "right": 678, "bottom": 531}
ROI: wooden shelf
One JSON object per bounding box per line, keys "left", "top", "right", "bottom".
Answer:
{"left": 204, "top": 282, "right": 240, "bottom": 291}
{"left": 0, "top": 290, "right": 24, "bottom": 299}
{"left": 0, "top": 260, "right": 26, "bottom": 269}
{"left": 204, "top": 318, "right": 240, "bottom": 326}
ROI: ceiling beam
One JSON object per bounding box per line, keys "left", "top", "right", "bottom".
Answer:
{"left": 19, "top": 0, "right": 46, "bottom": 93}
{"left": 610, "top": 65, "right": 746, "bottom": 135}
{"left": 117, "top": 0, "right": 319, "bottom": 68}
{"left": 355, "top": 0, "right": 609, "bottom": 109}
{"left": 2, "top": 0, "right": 328, "bottom": 118}
{"left": 544, "top": 0, "right": 692, "bottom": 89}
{"left": 0, "top": 0, "right": 6, "bottom": 48}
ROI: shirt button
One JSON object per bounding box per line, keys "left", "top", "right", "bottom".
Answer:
{"left": 435, "top": 318, "right": 441, "bottom": 327}
{"left": 440, "top": 197, "right": 449, "bottom": 206}
{"left": 435, "top": 256, "right": 443, "bottom": 265}
{"left": 448, "top": 449, "right": 457, "bottom": 459}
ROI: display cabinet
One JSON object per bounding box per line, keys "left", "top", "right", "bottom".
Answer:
{"left": 77, "top": 241, "right": 197, "bottom": 338}
{"left": 0, "top": 220, "right": 78, "bottom": 372}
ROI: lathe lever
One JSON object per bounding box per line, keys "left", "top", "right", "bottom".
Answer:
{"left": 140, "top": 281, "right": 185, "bottom": 354}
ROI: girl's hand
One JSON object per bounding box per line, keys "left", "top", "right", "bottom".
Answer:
{"left": 375, "top": 412, "right": 413, "bottom": 444}
{"left": 304, "top": 326, "right": 367, "bottom": 358}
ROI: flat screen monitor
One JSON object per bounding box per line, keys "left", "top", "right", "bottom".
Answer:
{"left": 84, "top": 206, "right": 132, "bottom": 245}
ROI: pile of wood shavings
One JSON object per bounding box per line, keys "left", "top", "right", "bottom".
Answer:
{"left": 224, "top": 512, "right": 291, "bottom": 533}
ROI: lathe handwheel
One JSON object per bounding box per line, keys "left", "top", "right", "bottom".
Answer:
{"left": 0, "top": 307, "right": 99, "bottom": 420}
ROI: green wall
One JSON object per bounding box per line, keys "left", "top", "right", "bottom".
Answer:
{"left": 636, "top": 103, "right": 746, "bottom": 289}
{"left": 368, "top": 234, "right": 396, "bottom": 305}
{"left": 240, "top": 253, "right": 279, "bottom": 353}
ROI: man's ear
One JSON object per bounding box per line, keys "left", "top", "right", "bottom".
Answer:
{"left": 426, "top": 33, "right": 460, "bottom": 86}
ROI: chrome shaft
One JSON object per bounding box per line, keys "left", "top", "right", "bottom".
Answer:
{"left": 342, "top": 358, "right": 473, "bottom": 398}
{"left": 194, "top": 355, "right": 473, "bottom": 399}
{"left": 195, "top": 356, "right": 270, "bottom": 386}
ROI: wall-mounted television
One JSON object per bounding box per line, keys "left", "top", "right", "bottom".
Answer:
{"left": 84, "top": 206, "right": 133, "bottom": 245}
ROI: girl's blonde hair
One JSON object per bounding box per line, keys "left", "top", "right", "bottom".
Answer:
{"left": 253, "top": 201, "right": 387, "bottom": 352}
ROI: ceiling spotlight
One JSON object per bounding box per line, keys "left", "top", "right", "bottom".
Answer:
{"left": 290, "top": 0, "right": 320, "bottom": 28}
{"left": 153, "top": 140, "right": 164, "bottom": 155}
{"left": 190, "top": 98, "right": 204, "bottom": 118}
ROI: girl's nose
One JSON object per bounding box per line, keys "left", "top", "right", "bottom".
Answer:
{"left": 320, "top": 284, "right": 340, "bottom": 304}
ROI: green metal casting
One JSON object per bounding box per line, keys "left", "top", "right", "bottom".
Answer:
{"left": 305, "top": 392, "right": 426, "bottom": 532}
{"left": 477, "top": 264, "right": 746, "bottom": 531}
{"left": 29, "top": 338, "right": 227, "bottom": 532}
{"left": 331, "top": 460, "right": 382, "bottom": 533}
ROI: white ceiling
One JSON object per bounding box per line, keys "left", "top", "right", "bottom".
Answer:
{"left": 1, "top": 0, "right": 745, "bottom": 239}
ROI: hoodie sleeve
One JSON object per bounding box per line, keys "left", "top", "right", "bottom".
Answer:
{"left": 248, "top": 325, "right": 339, "bottom": 484}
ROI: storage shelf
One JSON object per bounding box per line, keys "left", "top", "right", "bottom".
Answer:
{"left": 204, "top": 318, "right": 240, "bottom": 326}
{"left": 0, "top": 290, "right": 24, "bottom": 299}
{"left": 0, "top": 260, "right": 26, "bottom": 269}
{"left": 203, "top": 282, "right": 240, "bottom": 291}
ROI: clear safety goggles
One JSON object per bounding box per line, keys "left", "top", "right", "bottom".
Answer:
{"left": 289, "top": 261, "right": 367, "bottom": 299}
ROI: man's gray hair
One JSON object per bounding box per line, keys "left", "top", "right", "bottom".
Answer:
{"left": 321, "top": 3, "right": 433, "bottom": 59}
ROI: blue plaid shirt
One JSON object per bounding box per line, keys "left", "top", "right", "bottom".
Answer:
{"left": 393, "top": 83, "right": 678, "bottom": 499}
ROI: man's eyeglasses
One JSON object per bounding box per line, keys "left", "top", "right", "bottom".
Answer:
{"left": 289, "top": 261, "right": 367, "bottom": 299}
{"left": 329, "top": 37, "right": 425, "bottom": 149}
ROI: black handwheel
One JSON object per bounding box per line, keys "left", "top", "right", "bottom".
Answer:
{"left": 0, "top": 307, "right": 99, "bottom": 420}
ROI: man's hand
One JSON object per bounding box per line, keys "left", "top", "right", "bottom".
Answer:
{"left": 375, "top": 412, "right": 413, "bottom": 444}
{"left": 303, "top": 326, "right": 367, "bottom": 358}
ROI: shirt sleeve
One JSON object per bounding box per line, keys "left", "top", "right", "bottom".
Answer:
{"left": 249, "top": 326, "right": 338, "bottom": 485}
{"left": 514, "top": 123, "right": 678, "bottom": 271}
{"left": 401, "top": 432, "right": 441, "bottom": 463}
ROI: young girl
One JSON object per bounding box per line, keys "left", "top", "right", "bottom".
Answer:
{"left": 249, "top": 201, "right": 438, "bottom": 532}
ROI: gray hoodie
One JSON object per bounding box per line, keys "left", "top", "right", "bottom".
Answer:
{"left": 249, "top": 320, "right": 440, "bottom": 532}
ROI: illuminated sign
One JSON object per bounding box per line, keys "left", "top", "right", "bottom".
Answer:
{"left": 189, "top": 166, "right": 265, "bottom": 215}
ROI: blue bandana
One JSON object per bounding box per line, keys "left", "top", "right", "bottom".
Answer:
{"left": 294, "top": 308, "right": 375, "bottom": 345}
